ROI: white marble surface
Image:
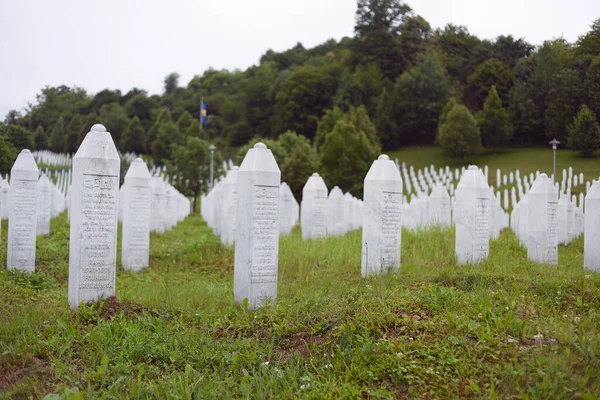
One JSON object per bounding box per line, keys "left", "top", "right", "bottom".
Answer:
{"left": 36, "top": 174, "right": 51, "bottom": 236}
{"left": 122, "top": 158, "right": 152, "bottom": 271}
{"left": 361, "top": 155, "right": 403, "bottom": 276}
{"left": 68, "top": 124, "right": 120, "bottom": 310}
{"left": 0, "top": 177, "right": 9, "bottom": 220}
{"left": 151, "top": 176, "right": 166, "bottom": 233}
{"left": 221, "top": 167, "right": 239, "bottom": 246}
{"left": 234, "top": 142, "right": 281, "bottom": 310}
{"left": 7, "top": 150, "right": 38, "bottom": 272}
{"left": 327, "top": 186, "right": 345, "bottom": 236}
{"left": 527, "top": 174, "right": 558, "bottom": 264}
{"left": 583, "top": 182, "right": 599, "bottom": 270}
{"left": 454, "top": 166, "right": 490, "bottom": 265}
{"left": 279, "top": 182, "right": 295, "bottom": 236}
{"left": 428, "top": 184, "right": 451, "bottom": 228}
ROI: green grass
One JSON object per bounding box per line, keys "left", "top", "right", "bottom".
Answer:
{"left": 1, "top": 212, "right": 599, "bottom": 399}
{"left": 387, "top": 146, "right": 600, "bottom": 183}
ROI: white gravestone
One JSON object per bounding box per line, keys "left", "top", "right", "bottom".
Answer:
{"left": 558, "top": 194, "right": 570, "bottom": 245}
{"left": 327, "top": 186, "right": 346, "bottom": 236}
{"left": 7, "top": 150, "right": 38, "bottom": 272}
{"left": 68, "top": 124, "right": 120, "bottom": 310}
{"left": 428, "top": 184, "right": 451, "bottom": 228}
{"left": 584, "top": 182, "right": 600, "bottom": 271}
{"left": 279, "top": 183, "right": 295, "bottom": 236}
{"left": 1, "top": 178, "right": 10, "bottom": 220}
{"left": 454, "top": 166, "right": 490, "bottom": 265}
{"left": 361, "top": 155, "right": 403, "bottom": 276}
{"left": 301, "top": 173, "right": 328, "bottom": 240}
{"left": 122, "top": 158, "right": 152, "bottom": 271}
{"left": 221, "top": 167, "right": 239, "bottom": 246}
{"left": 528, "top": 174, "right": 558, "bottom": 264}
{"left": 234, "top": 143, "right": 281, "bottom": 310}
{"left": 150, "top": 176, "right": 166, "bottom": 233}
{"left": 36, "top": 174, "right": 52, "bottom": 236}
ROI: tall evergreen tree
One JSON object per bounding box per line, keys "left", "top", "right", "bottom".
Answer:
{"left": 436, "top": 104, "right": 481, "bottom": 161}
{"left": 65, "top": 114, "right": 83, "bottom": 153}
{"left": 175, "top": 110, "right": 193, "bottom": 133}
{"left": 477, "top": 86, "right": 512, "bottom": 151}
{"left": 152, "top": 121, "right": 181, "bottom": 166}
{"left": 120, "top": 116, "right": 146, "bottom": 154}
{"left": 49, "top": 116, "right": 66, "bottom": 153}
{"left": 567, "top": 105, "right": 600, "bottom": 157}
{"left": 34, "top": 125, "right": 47, "bottom": 150}
{"left": 6, "top": 125, "right": 34, "bottom": 151}
{"left": 146, "top": 108, "right": 171, "bottom": 152}
{"left": 374, "top": 88, "right": 398, "bottom": 150}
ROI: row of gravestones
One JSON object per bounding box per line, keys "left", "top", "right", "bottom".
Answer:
{"left": 5, "top": 125, "right": 191, "bottom": 310}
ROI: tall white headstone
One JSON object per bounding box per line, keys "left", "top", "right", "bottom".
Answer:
{"left": 361, "top": 155, "right": 402, "bottom": 276}
{"left": 279, "top": 183, "right": 295, "bottom": 236}
{"left": 234, "top": 143, "right": 281, "bottom": 310}
{"left": 7, "top": 150, "right": 38, "bottom": 272}
{"left": 327, "top": 186, "right": 345, "bottom": 236}
{"left": 221, "top": 167, "right": 239, "bottom": 246}
{"left": 527, "top": 174, "right": 558, "bottom": 264}
{"left": 0, "top": 177, "right": 10, "bottom": 220}
{"left": 68, "top": 124, "right": 120, "bottom": 310}
{"left": 584, "top": 181, "right": 600, "bottom": 271}
{"left": 122, "top": 158, "right": 152, "bottom": 271}
{"left": 36, "top": 174, "right": 52, "bottom": 236}
{"left": 428, "top": 184, "right": 451, "bottom": 228}
{"left": 454, "top": 166, "right": 490, "bottom": 265}
{"left": 300, "top": 173, "right": 328, "bottom": 240}
{"left": 150, "top": 176, "right": 165, "bottom": 233}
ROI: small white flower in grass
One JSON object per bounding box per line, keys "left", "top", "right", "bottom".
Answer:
{"left": 477, "top": 313, "right": 483, "bottom": 319}
{"left": 533, "top": 334, "right": 543, "bottom": 341}
{"left": 396, "top": 352, "right": 404, "bottom": 358}
{"left": 366, "top": 284, "right": 372, "bottom": 290}
{"left": 505, "top": 307, "right": 509, "bottom": 311}
{"left": 261, "top": 361, "right": 269, "bottom": 366}
{"left": 324, "top": 364, "right": 333, "bottom": 369}
{"left": 585, "top": 274, "right": 591, "bottom": 280}
{"left": 574, "top": 316, "right": 580, "bottom": 324}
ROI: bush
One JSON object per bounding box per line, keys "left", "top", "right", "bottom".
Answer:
{"left": 436, "top": 102, "right": 481, "bottom": 161}
{"left": 567, "top": 105, "right": 600, "bottom": 157}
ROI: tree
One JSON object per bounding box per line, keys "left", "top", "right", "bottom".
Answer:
{"left": 320, "top": 119, "right": 379, "bottom": 197}
{"left": 77, "top": 114, "right": 97, "bottom": 147}
{"left": 5, "top": 125, "right": 34, "bottom": 151}
{"left": 151, "top": 121, "right": 181, "bottom": 166}
{"left": 49, "top": 116, "right": 66, "bottom": 153}
{"left": 65, "top": 114, "right": 83, "bottom": 153}
{"left": 315, "top": 106, "right": 344, "bottom": 148}
{"left": 374, "top": 88, "right": 398, "bottom": 150}
{"left": 169, "top": 137, "right": 210, "bottom": 212}
{"left": 353, "top": 0, "right": 412, "bottom": 79}
{"left": 184, "top": 119, "right": 204, "bottom": 139}
{"left": 567, "top": 105, "right": 600, "bottom": 157}
{"left": 34, "top": 125, "right": 47, "bottom": 150}
{"left": 585, "top": 56, "right": 600, "bottom": 119}
{"left": 437, "top": 96, "right": 458, "bottom": 132}
{"left": 392, "top": 50, "right": 453, "bottom": 145}
{"left": 492, "top": 35, "right": 533, "bottom": 68}
{"left": 436, "top": 103, "right": 481, "bottom": 161}
{"left": 576, "top": 18, "right": 600, "bottom": 56}
{"left": 146, "top": 108, "right": 171, "bottom": 152}
{"left": 120, "top": 117, "right": 146, "bottom": 154}
{"left": 176, "top": 110, "right": 194, "bottom": 133}
{"left": 465, "top": 58, "right": 513, "bottom": 110}
{"left": 164, "top": 72, "right": 180, "bottom": 96}
{"left": 98, "top": 102, "right": 129, "bottom": 144}
{"left": 278, "top": 132, "right": 320, "bottom": 199}
{"left": 477, "top": 86, "right": 512, "bottom": 151}
{"left": 0, "top": 137, "right": 18, "bottom": 175}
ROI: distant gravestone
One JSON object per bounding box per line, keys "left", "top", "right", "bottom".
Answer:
{"left": 36, "top": 174, "right": 51, "bottom": 236}
{"left": 362, "top": 155, "right": 403, "bottom": 276}
{"left": 150, "top": 176, "right": 165, "bottom": 233}
{"left": 1, "top": 177, "right": 10, "bottom": 220}
{"left": 68, "top": 124, "right": 120, "bottom": 310}
{"left": 327, "top": 186, "right": 345, "bottom": 236}
{"left": 428, "top": 184, "right": 451, "bottom": 228}
{"left": 7, "top": 150, "right": 39, "bottom": 272}
{"left": 234, "top": 142, "right": 281, "bottom": 310}
{"left": 221, "top": 167, "right": 239, "bottom": 246}
{"left": 527, "top": 174, "right": 558, "bottom": 264}
{"left": 584, "top": 181, "right": 600, "bottom": 271}
{"left": 279, "top": 183, "right": 294, "bottom": 236}
{"left": 558, "top": 194, "right": 570, "bottom": 244}
{"left": 454, "top": 166, "right": 490, "bottom": 265}
{"left": 301, "top": 173, "right": 328, "bottom": 240}
{"left": 122, "top": 158, "right": 152, "bottom": 271}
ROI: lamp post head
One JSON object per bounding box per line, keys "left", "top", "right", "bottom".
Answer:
{"left": 549, "top": 138, "right": 560, "bottom": 150}
{"left": 209, "top": 144, "right": 216, "bottom": 153}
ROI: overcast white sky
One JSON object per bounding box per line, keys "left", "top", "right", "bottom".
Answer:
{"left": 1, "top": 0, "right": 598, "bottom": 120}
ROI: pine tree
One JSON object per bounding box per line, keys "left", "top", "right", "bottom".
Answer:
{"left": 77, "top": 114, "right": 97, "bottom": 147}
{"left": 184, "top": 119, "right": 204, "bottom": 139}
{"left": 49, "top": 116, "right": 66, "bottom": 153}
{"left": 176, "top": 111, "right": 193, "bottom": 133}
{"left": 65, "top": 115, "right": 83, "bottom": 153}
{"left": 436, "top": 104, "right": 481, "bottom": 161}
{"left": 151, "top": 121, "right": 181, "bottom": 165}
{"left": 374, "top": 88, "right": 398, "bottom": 150}
{"left": 120, "top": 117, "right": 146, "bottom": 154}
{"left": 34, "top": 125, "right": 47, "bottom": 150}
{"left": 146, "top": 108, "right": 171, "bottom": 153}
{"left": 6, "top": 125, "right": 34, "bottom": 151}
{"left": 478, "top": 86, "right": 513, "bottom": 152}
{"left": 567, "top": 105, "right": 600, "bottom": 157}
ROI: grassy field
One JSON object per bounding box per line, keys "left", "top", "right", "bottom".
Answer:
{"left": 1, "top": 212, "right": 599, "bottom": 399}
{"left": 387, "top": 147, "right": 600, "bottom": 182}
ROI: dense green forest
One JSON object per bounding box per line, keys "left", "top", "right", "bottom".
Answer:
{"left": 1, "top": 0, "right": 599, "bottom": 198}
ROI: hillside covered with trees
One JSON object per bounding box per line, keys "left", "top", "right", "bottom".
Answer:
{"left": 1, "top": 0, "right": 599, "bottom": 198}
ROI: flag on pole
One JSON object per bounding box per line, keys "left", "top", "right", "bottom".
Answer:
{"left": 200, "top": 100, "right": 207, "bottom": 127}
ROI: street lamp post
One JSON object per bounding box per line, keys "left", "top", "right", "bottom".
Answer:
{"left": 209, "top": 144, "right": 216, "bottom": 190}
{"left": 549, "top": 139, "right": 560, "bottom": 185}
